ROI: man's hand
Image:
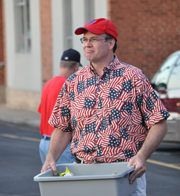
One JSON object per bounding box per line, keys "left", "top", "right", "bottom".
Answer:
{"left": 127, "top": 154, "right": 146, "bottom": 184}
{"left": 128, "top": 119, "right": 168, "bottom": 184}
{"left": 40, "top": 128, "right": 72, "bottom": 176}
{"left": 41, "top": 159, "right": 57, "bottom": 176}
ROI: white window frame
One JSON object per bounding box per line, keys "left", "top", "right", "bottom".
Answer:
{"left": 15, "top": 0, "right": 31, "bottom": 53}
{"left": 63, "top": 0, "right": 73, "bottom": 49}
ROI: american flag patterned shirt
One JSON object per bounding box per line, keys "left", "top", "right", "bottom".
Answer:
{"left": 49, "top": 56, "right": 170, "bottom": 163}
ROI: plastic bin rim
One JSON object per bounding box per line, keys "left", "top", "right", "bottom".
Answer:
{"left": 34, "top": 165, "right": 135, "bottom": 182}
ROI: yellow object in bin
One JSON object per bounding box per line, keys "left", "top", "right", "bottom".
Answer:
{"left": 58, "top": 167, "right": 74, "bottom": 177}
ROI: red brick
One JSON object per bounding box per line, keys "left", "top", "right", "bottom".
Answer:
{"left": 108, "top": 0, "right": 180, "bottom": 79}
{"left": 40, "top": 0, "right": 53, "bottom": 87}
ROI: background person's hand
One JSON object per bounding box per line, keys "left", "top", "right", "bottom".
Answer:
{"left": 127, "top": 154, "right": 146, "bottom": 184}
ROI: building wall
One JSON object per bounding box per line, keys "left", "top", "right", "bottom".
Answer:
{"left": 4, "top": 0, "right": 42, "bottom": 110}
{"left": 2, "top": 0, "right": 107, "bottom": 111}
{"left": 109, "top": 0, "right": 180, "bottom": 79}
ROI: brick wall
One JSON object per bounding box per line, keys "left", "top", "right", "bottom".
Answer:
{"left": 109, "top": 0, "right": 180, "bottom": 79}
{"left": 40, "top": 0, "right": 53, "bottom": 87}
{"left": 0, "top": 0, "right": 5, "bottom": 86}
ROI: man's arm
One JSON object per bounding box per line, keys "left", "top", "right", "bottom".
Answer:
{"left": 41, "top": 128, "right": 72, "bottom": 175}
{"left": 128, "top": 119, "right": 168, "bottom": 184}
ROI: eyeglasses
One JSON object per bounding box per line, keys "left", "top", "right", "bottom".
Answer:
{"left": 80, "top": 37, "right": 108, "bottom": 44}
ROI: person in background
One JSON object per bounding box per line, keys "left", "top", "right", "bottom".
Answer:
{"left": 38, "top": 48, "right": 82, "bottom": 164}
{"left": 41, "top": 18, "right": 170, "bottom": 195}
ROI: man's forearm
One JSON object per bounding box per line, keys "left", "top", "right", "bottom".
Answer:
{"left": 138, "top": 119, "right": 168, "bottom": 161}
{"left": 46, "top": 128, "right": 72, "bottom": 162}
{"left": 128, "top": 119, "right": 168, "bottom": 184}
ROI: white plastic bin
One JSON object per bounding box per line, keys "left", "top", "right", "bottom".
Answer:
{"left": 34, "top": 162, "right": 137, "bottom": 196}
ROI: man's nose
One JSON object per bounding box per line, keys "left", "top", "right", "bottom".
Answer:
{"left": 85, "top": 39, "right": 93, "bottom": 46}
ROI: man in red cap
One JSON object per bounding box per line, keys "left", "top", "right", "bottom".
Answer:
{"left": 41, "top": 18, "right": 169, "bottom": 195}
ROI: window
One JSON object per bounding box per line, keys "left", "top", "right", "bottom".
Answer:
{"left": 168, "top": 56, "right": 180, "bottom": 89}
{"left": 63, "top": 0, "right": 72, "bottom": 49}
{"left": 14, "top": 0, "right": 31, "bottom": 53}
{"left": 152, "top": 54, "right": 179, "bottom": 90}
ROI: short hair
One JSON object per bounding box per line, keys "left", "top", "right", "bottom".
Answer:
{"left": 60, "top": 60, "right": 79, "bottom": 69}
{"left": 105, "top": 33, "right": 117, "bottom": 53}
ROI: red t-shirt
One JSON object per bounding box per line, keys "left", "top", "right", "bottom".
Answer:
{"left": 38, "top": 76, "right": 66, "bottom": 136}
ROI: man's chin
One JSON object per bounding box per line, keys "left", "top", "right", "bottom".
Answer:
{"left": 85, "top": 55, "right": 92, "bottom": 62}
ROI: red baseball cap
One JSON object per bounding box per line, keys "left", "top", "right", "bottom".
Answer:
{"left": 75, "top": 18, "right": 118, "bottom": 41}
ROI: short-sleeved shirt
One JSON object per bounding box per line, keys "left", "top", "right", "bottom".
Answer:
{"left": 38, "top": 76, "right": 66, "bottom": 136}
{"left": 49, "top": 56, "right": 170, "bottom": 163}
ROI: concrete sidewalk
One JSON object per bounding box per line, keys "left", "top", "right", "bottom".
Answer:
{"left": 0, "top": 104, "right": 40, "bottom": 129}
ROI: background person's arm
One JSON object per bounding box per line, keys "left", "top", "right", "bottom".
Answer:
{"left": 41, "top": 128, "right": 72, "bottom": 175}
{"left": 128, "top": 119, "right": 168, "bottom": 184}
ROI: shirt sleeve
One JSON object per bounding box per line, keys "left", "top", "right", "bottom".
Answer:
{"left": 134, "top": 71, "right": 170, "bottom": 130}
{"left": 48, "top": 82, "right": 72, "bottom": 132}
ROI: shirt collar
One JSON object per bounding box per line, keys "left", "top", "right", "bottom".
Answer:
{"left": 88, "top": 55, "right": 120, "bottom": 74}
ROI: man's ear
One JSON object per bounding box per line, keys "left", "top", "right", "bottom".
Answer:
{"left": 75, "top": 63, "right": 79, "bottom": 72}
{"left": 109, "top": 39, "right": 115, "bottom": 51}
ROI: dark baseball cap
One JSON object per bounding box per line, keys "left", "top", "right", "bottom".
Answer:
{"left": 61, "top": 48, "right": 82, "bottom": 67}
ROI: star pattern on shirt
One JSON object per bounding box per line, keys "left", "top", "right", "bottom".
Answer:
{"left": 98, "top": 97, "right": 103, "bottom": 108}
{"left": 86, "top": 77, "right": 97, "bottom": 88}
{"left": 123, "top": 150, "right": 134, "bottom": 158}
{"left": 67, "top": 73, "right": 77, "bottom": 82}
{"left": 146, "top": 97, "right": 154, "bottom": 111}
{"left": 136, "top": 94, "right": 143, "bottom": 107}
{"left": 73, "top": 138, "right": 79, "bottom": 148}
{"left": 112, "top": 67, "right": 125, "bottom": 78}
{"left": 98, "top": 117, "right": 108, "bottom": 132}
{"left": 83, "top": 97, "right": 96, "bottom": 109}
{"left": 108, "top": 88, "right": 122, "bottom": 99}
{"left": 97, "top": 85, "right": 100, "bottom": 92}
{"left": 109, "top": 108, "right": 121, "bottom": 123}
{"left": 70, "top": 91, "right": 75, "bottom": 101}
{"left": 151, "top": 91, "right": 158, "bottom": 102}
{"left": 71, "top": 116, "right": 77, "bottom": 128}
{"left": 85, "top": 122, "right": 96, "bottom": 135}
{"left": 122, "top": 79, "right": 133, "bottom": 93}
{"left": 140, "top": 118, "right": 147, "bottom": 128}
{"left": 121, "top": 102, "right": 134, "bottom": 115}
{"left": 60, "top": 106, "right": 70, "bottom": 118}
{"left": 161, "top": 110, "right": 169, "bottom": 118}
{"left": 64, "top": 122, "right": 73, "bottom": 132}
{"left": 83, "top": 145, "right": 96, "bottom": 154}
{"left": 108, "top": 135, "right": 121, "bottom": 147}
{"left": 100, "top": 70, "right": 111, "bottom": 84}
{"left": 61, "top": 84, "right": 67, "bottom": 94}
{"left": 97, "top": 145, "right": 103, "bottom": 156}
{"left": 77, "top": 81, "right": 85, "bottom": 94}
{"left": 143, "top": 113, "right": 149, "bottom": 121}
{"left": 137, "top": 141, "right": 144, "bottom": 151}
{"left": 120, "top": 128, "right": 129, "bottom": 140}
{"left": 80, "top": 128, "right": 84, "bottom": 140}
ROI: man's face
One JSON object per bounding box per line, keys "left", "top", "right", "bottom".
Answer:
{"left": 82, "top": 31, "right": 112, "bottom": 64}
